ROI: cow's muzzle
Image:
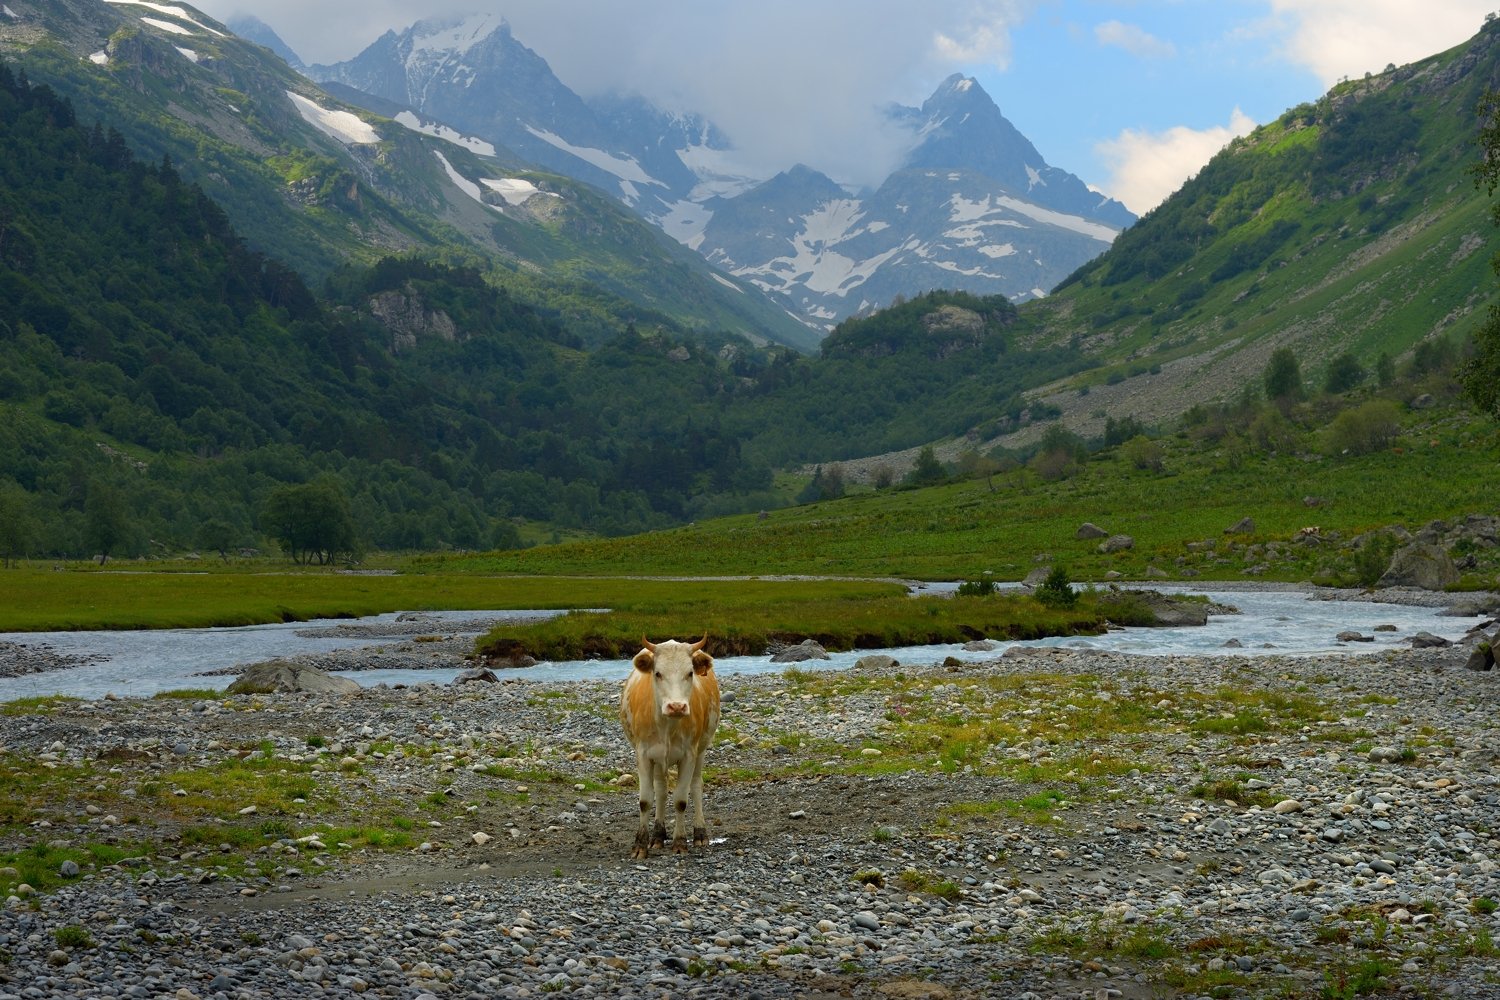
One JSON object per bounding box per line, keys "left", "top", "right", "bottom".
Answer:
{"left": 664, "top": 702, "right": 689, "bottom": 717}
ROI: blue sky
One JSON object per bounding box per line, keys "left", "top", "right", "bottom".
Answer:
{"left": 197, "top": 0, "right": 1500, "bottom": 215}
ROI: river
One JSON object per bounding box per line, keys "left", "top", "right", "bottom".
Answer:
{"left": 0, "top": 586, "right": 1483, "bottom": 703}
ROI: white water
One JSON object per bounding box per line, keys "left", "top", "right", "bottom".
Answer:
{"left": 0, "top": 590, "right": 1479, "bottom": 702}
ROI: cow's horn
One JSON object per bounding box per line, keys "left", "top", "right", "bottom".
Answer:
{"left": 690, "top": 635, "right": 708, "bottom": 653}
{"left": 641, "top": 636, "right": 656, "bottom": 654}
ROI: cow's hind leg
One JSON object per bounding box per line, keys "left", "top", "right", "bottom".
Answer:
{"left": 650, "top": 761, "right": 668, "bottom": 850}
{"left": 690, "top": 749, "right": 710, "bottom": 847}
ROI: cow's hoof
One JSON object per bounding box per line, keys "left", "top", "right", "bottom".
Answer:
{"left": 651, "top": 822, "right": 668, "bottom": 849}
{"left": 693, "top": 826, "right": 709, "bottom": 847}
{"left": 630, "top": 845, "right": 649, "bottom": 860}
{"left": 672, "top": 837, "right": 687, "bottom": 854}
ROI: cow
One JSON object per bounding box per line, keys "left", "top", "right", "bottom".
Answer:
{"left": 619, "top": 636, "right": 721, "bottom": 858}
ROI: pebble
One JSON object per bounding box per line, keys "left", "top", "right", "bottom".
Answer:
{"left": 0, "top": 629, "right": 1496, "bottom": 998}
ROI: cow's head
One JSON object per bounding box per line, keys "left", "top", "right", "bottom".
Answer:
{"left": 633, "top": 636, "right": 712, "bottom": 718}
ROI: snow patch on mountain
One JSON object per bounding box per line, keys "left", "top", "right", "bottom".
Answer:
{"left": 657, "top": 199, "right": 714, "bottom": 249}
{"left": 3, "top": 5, "right": 19, "bottom": 18}
{"left": 676, "top": 143, "right": 763, "bottom": 201}
{"left": 949, "top": 193, "right": 1114, "bottom": 244}
{"left": 175, "top": 46, "right": 198, "bottom": 62}
{"left": 394, "top": 111, "right": 496, "bottom": 157}
{"left": 88, "top": 50, "right": 107, "bottom": 64}
{"left": 992, "top": 195, "right": 1117, "bottom": 243}
{"left": 285, "top": 91, "right": 380, "bottom": 145}
{"left": 106, "top": 0, "right": 224, "bottom": 36}
{"left": 408, "top": 13, "right": 504, "bottom": 56}
{"left": 432, "top": 151, "right": 488, "bottom": 206}
{"left": 480, "top": 177, "right": 558, "bottom": 206}
{"left": 140, "top": 16, "right": 191, "bottom": 36}
{"left": 524, "top": 126, "right": 661, "bottom": 188}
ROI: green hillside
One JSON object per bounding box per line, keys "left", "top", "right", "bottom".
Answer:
{"left": 0, "top": 66, "right": 794, "bottom": 556}
{"left": 1002, "top": 19, "right": 1500, "bottom": 442}
{"left": 0, "top": 0, "right": 816, "bottom": 350}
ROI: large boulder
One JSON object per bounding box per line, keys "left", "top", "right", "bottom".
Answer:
{"left": 1097, "top": 534, "right": 1135, "bottom": 554}
{"left": 770, "top": 639, "right": 829, "bottom": 663}
{"left": 1021, "top": 566, "right": 1051, "bottom": 588}
{"left": 855, "top": 654, "right": 899, "bottom": 671}
{"left": 1465, "top": 629, "right": 1497, "bottom": 671}
{"left": 226, "top": 660, "right": 358, "bottom": 695}
{"left": 1378, "top": 542, "right": 1459, "bottom": 591}
{"left": 1076, "top": 522, "right": 1109, "bottom": 540}
{"left": 1225, "top": 516, "right": 1256, "bottom": 534}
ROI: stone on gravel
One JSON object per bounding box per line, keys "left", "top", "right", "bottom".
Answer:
{"left": 226, "top": 660, "right": 358, "bottom": 695}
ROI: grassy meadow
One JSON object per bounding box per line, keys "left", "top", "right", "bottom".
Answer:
{"left": 424, "top": 400, "right": 1500, "bottom": 584}
{"left": 2, "top": 392, "right": 1495, "bottom": 646}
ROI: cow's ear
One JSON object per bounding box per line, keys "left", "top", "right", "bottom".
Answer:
{"left": 691, "top": 650, "right": 713, "bottom": 675}
{"left": 632, "top": 649, "right": 655, "bottom": 673}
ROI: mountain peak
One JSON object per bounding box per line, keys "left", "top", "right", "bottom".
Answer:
{"left": 407, "top": 12, "right": 509, "bottom": 55}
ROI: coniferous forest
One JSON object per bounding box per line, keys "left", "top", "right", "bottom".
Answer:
{"left": 0, "top": 65, "right": 1084, "bottom": 560}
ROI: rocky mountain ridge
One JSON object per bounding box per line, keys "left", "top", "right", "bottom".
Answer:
{"left": 304, "top": 14, "right": 1135, "bottom": 330}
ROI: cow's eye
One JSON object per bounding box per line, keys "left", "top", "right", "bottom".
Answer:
{"left": 654, "top": 671, "right": 662, "bottom": 679}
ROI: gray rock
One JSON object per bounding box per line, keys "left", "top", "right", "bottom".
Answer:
{"left": 1021, "top": 566, "right": 1050, "bottom": 588}
{"left": 452, "top": 668, "right": 499, "bottom": 684}
{"left": 1378, "top": 542, "right": 1459, "bottom": 591}
{"left": 1097, "top": 534, "right": 1134, "bottom": 554}
{"left": 1336, "top": 631, "right": 1374, "bottom": 643}
{"left": 226, "top": 661, "right": 358, "bottom": 695}
{"left": 962, "top": 640, "right": 996, "bottom": 652}
{"left": 770, "top": 639, "right": 829, "bottom": 663}
{"left": 855, "top": 654, "right": 899, "bottom": 670}
{"left": 1408, "top": 632, "right": 1451, "bottom": 649}
{"left": 1464, "top": 631, "right": 1496, "bottom": 671}
{"left": 1076, "top": 522, "right": 1109, "bottom": 540}
{"left": 1225, "top": 517, "right": 1255, "bottom": 534}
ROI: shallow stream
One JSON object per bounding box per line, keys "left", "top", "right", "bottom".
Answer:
{"left": 0, "top": 587, "right": 1482, "bottom": 702}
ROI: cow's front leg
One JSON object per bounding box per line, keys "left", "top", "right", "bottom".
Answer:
{"left": 650, "top": 761, "right": 668, "bottom": 850}
{"left": 690, "top": 749, "right": 710, "bottom": 847}
{"left": 632, "top": 753, "right": 654, "bottom": 859}
{"left": 671, "top": 755, "right": 697, "bottom": 852}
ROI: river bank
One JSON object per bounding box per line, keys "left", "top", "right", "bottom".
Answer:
{"left": 0, "top": 637, "right": 1496, "bottom": 999}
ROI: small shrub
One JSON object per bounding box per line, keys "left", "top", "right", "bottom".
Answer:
{"left": 1121, "top": 435, "right": 1166, "bottom": 473}
{"left": 1324, "top": 400, "right": 1402, "bottom": 456}
{"left": 957, "top": 575, "right": 997, "bottom": 597}
{"left": 54, "top": 925, "right": 94, "bottom": 949}
{"left": 1035, "top": 567, "right": 1078, "bottom": 609}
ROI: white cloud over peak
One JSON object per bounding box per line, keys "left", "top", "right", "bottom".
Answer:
{"left": 1268, "top": 0, "right": 1495, "bottom": 85}
{"left": 198, "top": 0, "right": 1038, "bottom": 189}
{"left": 1096, "top": 108, "right": 1256, "bottom": 215}
{"left": 1094, "top": 20, "right": 1176, "bottom": 60}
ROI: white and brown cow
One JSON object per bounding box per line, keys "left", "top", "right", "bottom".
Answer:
{"left": 619, "top": 636, "right": 721, "bottom": 858}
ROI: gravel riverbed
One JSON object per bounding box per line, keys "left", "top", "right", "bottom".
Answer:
{"left": 1, "top": 638, "right": 1497, "bottom": 999}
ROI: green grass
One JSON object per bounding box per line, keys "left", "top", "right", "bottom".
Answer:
{"left": 474, "top": 588, "right": 1106, "bottom": 661}
{"left": 0, "top": 572, "right": 895, "bottom": 633}
{"left": 416, "top": 400, "right": 1500, "bottom": 584}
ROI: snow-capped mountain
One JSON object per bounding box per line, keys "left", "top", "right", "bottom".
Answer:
{"left": 307, "top": 15, "right": 1135, "bottom": 331}
{"left": 307, "top": 15, "right": 721, "bottom": 223}
{"left": 696, "top": 76, "right": 1134, "bottom": 327}
{"left": 896, "top": 74, "right": 1135, "bottom": 231}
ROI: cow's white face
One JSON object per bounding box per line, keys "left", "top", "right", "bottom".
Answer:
{"left": 633, "top": 638, "right": 710, "bottom": 719}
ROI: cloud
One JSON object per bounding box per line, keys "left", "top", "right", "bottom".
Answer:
{"left": 1267, "top": 0, "right": 1495, "bottom": 85}
{"left": 1094, "top": 20, "right": 1176, "bottom": 60}
{"left": 1095, "top": 108, "right": 1257, "bottom": 214}
{"left": 197, "top": 0, "right": 1038, "bottom": 188}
